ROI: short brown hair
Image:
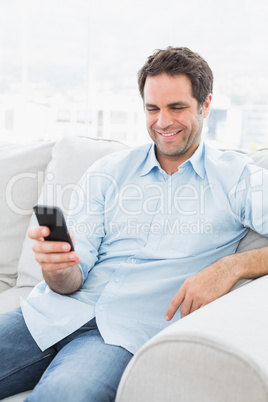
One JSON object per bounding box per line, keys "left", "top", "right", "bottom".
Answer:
{"left": 137, "top": 46, "right": 213, "bottom": 106}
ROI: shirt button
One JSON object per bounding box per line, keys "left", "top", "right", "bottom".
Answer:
{"left": 131, "top": 258, "right": 136, "bottom": 264}
{"left": 114, "top": 276, "right": 120, "bottom": 283}
{"left": 98, "top": 305, "right": 103, "bottom": 311}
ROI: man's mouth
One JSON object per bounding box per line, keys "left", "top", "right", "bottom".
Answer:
{"left": 156, "top": 129, "right": 182, "bottom": 137}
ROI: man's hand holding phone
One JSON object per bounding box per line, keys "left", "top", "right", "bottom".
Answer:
{"left": 28, "top": 225, "right": 81, "bottom": 274}
{"left": 29, "top": 205, "right": 82, "bottom": 294}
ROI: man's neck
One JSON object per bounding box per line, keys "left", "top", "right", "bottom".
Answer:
{"left": 155, "top": 151, "right": 190, "bottom": 175}
{"left": 154, "top": 141, "right": 201, "bottom": 175}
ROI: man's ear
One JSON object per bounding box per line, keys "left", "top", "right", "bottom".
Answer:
{"left": 202, "top": 94, "right": 212, "bottom": 118}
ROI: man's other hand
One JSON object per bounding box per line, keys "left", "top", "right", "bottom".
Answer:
{"left": 165, "top": 255, "right": 240, "bottom": 321}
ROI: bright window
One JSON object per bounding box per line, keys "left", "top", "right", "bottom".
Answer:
{"left": 1, "top": 0, "right": 268, "bottom": 150}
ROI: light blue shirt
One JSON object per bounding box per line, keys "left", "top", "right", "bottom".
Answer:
{"left": 21, "top": 141, "right": 268, "bottom": 354}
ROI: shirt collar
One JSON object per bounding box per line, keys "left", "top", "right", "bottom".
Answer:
{"left": 140, "top": 140, "right": 205, "bottom": 179}
{"left": 139, "top": 144, "right": 161, "bottom": 177}
{"left": 187, "top": 139, "right": 205, "bottom": 179}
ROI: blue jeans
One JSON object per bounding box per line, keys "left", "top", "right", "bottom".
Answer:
{"left": 0, "top": 308, "right": 133, "bottom": 401}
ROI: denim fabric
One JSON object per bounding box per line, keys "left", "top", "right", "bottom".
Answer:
{"left": 0, "top": 308, "right": 132, "bottom": 401}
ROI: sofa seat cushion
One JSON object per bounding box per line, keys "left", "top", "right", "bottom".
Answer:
{"left": 0, "top": 287, "right": 33, "bottom": 314}
{"left": 2, "top": 390, "right": 31, "bottom": 401}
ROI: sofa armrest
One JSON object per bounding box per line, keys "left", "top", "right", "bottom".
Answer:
{"left": 116, "top": 276, "right": 268, "bottom": 402}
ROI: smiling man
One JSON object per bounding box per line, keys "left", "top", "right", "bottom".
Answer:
{"left": 143, "top": 73, "right": 212, "bottom": 173}
{"left": 0, "top": 47, "right": 268, "bottom": 402}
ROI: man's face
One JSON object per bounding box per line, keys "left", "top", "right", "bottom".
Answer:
{"left": 144, "top": 73, "right": 212, "bottom": 166}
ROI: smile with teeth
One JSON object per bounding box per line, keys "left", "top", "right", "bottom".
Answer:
{"left": 157, "top": 130, "right": 182, "bottom": 137}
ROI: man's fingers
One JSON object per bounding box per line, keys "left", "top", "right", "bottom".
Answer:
{"left": 28, "top": 226, "right": 50, "bottom": 240}
{"left": 165, "top": 288, "right": 185, "bottom": 321}
{"left": 32, "top": 239, "right": 72, "bottom": 254}
{"left": 180, "top": 297, "right": 193, "bottom": 318}
{"left": 35, "top": 250, "right": 80, "bottom": 265}
{"left": 35, "top": 250, "right": 81, "bottom": 274}
{"left": 28, "top": 225, "right": 81, "bottom": 277}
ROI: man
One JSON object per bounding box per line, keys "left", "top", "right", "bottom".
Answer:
{"left": 0, "top": 47, "right": 268, "bottom": 401}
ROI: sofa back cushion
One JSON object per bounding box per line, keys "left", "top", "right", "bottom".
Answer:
{"left": 0, "top": 141, "right": 54, "bottom": 292}
{"left": 16, "top": 136, "right": 127, "bottom": 287}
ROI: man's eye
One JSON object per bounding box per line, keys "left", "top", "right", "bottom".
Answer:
{"left": 172, "top": 107, "right": 184, "bottom": 110}
{"left": 147, "top": 108, "right": 158, "bottom": 112}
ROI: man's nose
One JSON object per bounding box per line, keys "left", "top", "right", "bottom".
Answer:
{"left": 157, "top": 110, "right": 173, "bottom": 129}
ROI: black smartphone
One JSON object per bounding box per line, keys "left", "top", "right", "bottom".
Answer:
{"left": 33, "top": 205, "right": 74, "bottom": 251}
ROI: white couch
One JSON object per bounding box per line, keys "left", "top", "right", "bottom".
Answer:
{"left": 1, "top": 136, "right": 268, "bottom": 402}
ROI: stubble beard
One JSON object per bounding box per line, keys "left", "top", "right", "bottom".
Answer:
{"left": 152, "top": 127, "right": 202, "bottom": 161}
